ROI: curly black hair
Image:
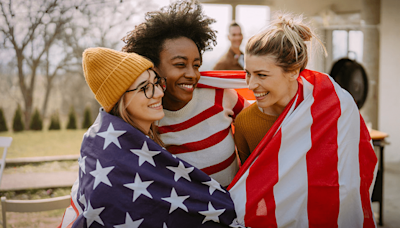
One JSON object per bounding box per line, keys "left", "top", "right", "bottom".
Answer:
{"left": 121, "top": 0, "right": 217, "bottom": 67}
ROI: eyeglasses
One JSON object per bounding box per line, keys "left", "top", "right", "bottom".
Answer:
{"left": 125, "top": 72, "right": 167, "bottom": 99}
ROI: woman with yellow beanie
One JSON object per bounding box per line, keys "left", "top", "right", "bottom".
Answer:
{"left": 59, "top": 47, "right": 237, "bottom": 227}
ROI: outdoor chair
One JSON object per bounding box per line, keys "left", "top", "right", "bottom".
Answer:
{"left": 0, "top": 195, "right": 71, "bottom": 228}
{"left": 0, "top": 137, "right": 12, "bottom": 186}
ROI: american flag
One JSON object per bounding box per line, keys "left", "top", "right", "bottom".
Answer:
{"left": 61, "top": 110, "right": 237, "bottom": 228}
{"left": 227, "top": 69, "right": 378, "bottom": 228}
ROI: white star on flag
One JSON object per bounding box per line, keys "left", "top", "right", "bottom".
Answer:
{"left": 163, "top": 223, "right": 168, "bottom": 228}
{"left": 199, "top": 202, "right": 226, "bottom": 224}
{"left": 229, "top": 218, "right": 246, "bottom": 228}
{"left": 202, "top": 178, "right": 226, "bottom": 195}
{"left": 124, "top": 173, "right": 154, "bottom": 202}
{"left": 83, "top": 200, "right": 105, "bottom": 227}
{"left": 166, "top": 161, "right": 194, "bottom": 182}
{"left": 78, "top": 155, "right": 87, "bottom": 177}
{"left": 114, "top": 212, "right": 144, "bottom": 228}
{"left": 130, "top": 141, "right": 161, "bottom": 166}
{"left": 161, "top": 187, "right": 190, "bottom": 214}
{"left": 90, "top": 159, "right": 115, "bottom": 190}
{"left": 97, "top": 122, "right": 126, "bottom": 150}
{"left": 79, "top": 193, "right": 87, "bottom": 209}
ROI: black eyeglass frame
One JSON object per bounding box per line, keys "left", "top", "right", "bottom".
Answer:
{"left": 125, "top": 70, "right": 166, "bottom": 99}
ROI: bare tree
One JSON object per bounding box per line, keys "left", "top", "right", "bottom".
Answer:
{"left": 0, "top": 0, "right": 155, "bottom": 126}
{"left": 0, "top": 0, "right": 76, "bottom": 128}
{"left": 56, "top": 0, "right": 155, "bottom": 119}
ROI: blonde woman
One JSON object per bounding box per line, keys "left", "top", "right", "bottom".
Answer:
{"left": 229, "top": 13, "right": 378, "bottom": 228}
{"left": 59, "top": 47, "right": 237, "bottom": 228}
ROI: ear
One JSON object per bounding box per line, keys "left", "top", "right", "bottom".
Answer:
{"left": 289, "top": 70, "right": 300, "bottom": 81}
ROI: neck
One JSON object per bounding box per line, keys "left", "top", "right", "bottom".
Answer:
{"left": 231, "top": 46, "right": 241, "bottom": 55}
{"left": 162, "top": 96, "right": 188, "bottom": 111}
{"left": 136, "top": 122, "right": 151, "bottom": 135}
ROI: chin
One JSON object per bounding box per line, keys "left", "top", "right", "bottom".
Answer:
{"left": 180, "top": 94, "right": 194, "bottom": 104}
{"left": 256, "top": 101, "right": 268, "bottom": 109}
{"left": 153, "top": 111, "right": 165, "bottom": 121}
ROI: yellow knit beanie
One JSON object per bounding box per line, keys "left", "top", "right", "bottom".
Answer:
{"left": 82, "top": 47, "right": 153, "bottom": 112}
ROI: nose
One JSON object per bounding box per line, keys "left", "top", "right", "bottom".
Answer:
{"left": 154, "top": 84, "right": 164, "bottom": 98}
{"left": 247, "top": 75, "right": 258, "bottom": 91}
{"left": 185, "top": 65, "right": 200, "bottom": 81}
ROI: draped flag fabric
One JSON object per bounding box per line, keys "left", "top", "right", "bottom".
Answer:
{"left": 59, "top": 110, "right": 237, "bottom": 228}
{"left": 199, "top": 71, "right": 255, "bottom": 104}
{"left": 226, "top": 69, "right": 378, "bottom": 228}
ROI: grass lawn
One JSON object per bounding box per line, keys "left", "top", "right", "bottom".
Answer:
{"left": 0, "top": 129, "right": 86, "bottom": 158}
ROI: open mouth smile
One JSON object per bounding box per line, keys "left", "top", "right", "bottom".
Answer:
{"left": 178, "top": 84, "right": 195, "bottom": 91}
{"left": 148, "top": 102, "right": 162, "bottom": 109}
{"left": 254, "top": 92, "right": 269, "bottom": 100}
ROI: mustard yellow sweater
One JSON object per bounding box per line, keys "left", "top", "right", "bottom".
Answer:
{"left": 234, "top": 102, "right": 278, "bottom": 164}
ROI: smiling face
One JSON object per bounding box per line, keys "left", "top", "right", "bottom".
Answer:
{"left": 156, "top": 37, "right": 201, "bottom": 111}
{"left": 124, "top": 70, "right": 165, "bottom": 132}
{"left": 245, "top": 54, "right": 299, "bottom": 116}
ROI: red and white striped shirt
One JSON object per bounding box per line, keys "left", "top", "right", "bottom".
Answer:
{"left": 157, "top": 87, "right": 247, "bottom": 187}
{"left": 228, "top": 69, "right": 378, "bottom": 228}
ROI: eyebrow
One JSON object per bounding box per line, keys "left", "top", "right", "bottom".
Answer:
{"left": 254, "top": 70, "right": 270, "bottom": 73}
{"left": 135, "top": 71, "right": 154, "bottom": 88}
{"left": 171, "top": 55, "right": 201, "bottom": 62}
{"left": 135, "top": 80, "right": 149, "bottom": 89}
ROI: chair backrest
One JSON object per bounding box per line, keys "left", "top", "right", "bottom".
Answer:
{"left": 0, "top": 137, "right": 12, "bottom": 185}
{"left": 0, "top": 137, "right": 12, "bottom": 148}
{"left": 1, "top": 195, "right": 71, "bottom": 228}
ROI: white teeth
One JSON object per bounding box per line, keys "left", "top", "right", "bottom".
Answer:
{"left": 180, "top": 84, "right": 193, "bottom": 89}
{"left": 254, "top": 92, "right": 268, "bottom": 97}
{"left": 149, "top": 102, "right": 162, "bottom": 108}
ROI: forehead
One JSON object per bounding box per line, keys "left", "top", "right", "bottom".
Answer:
{"left": 161, "top": 37, "right": 200, "bottom": 59}
{"left": 229, "top": 26, "right": 241, "bottom": 34}
{"left": 131, "top": 70, "right": 153, "bottom": 87}
{"left": 245, "top": 55, "right": 280, "bottom": 71}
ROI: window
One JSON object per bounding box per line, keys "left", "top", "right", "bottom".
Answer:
{"left": 332, "top": 30, "right": 363, "bottom": 62}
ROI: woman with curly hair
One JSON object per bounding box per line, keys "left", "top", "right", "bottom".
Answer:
{"left": 122, "top": 0, "right": 249, "bottom": 188}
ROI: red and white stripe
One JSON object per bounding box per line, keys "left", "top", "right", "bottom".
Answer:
{"left": 198, "top": 71, "right": 248, "bottom": 89}
{"left": 157, "top": 87, "right": 247, "bottom": 187}
{"left": 228, "top": 69, "right": 378, "bottom": 228}
{"left": 58, "top": 179, "right": 82, "bottom": 228}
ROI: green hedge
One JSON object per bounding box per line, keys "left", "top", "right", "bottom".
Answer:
{"left": 66, "top": 106, "right": 77, "bottom": 129}
{"left": 29, "top": 108, "right": 43, "bottom": 131}
{"left": 49, "top": 111, "right": 61, "bottom": 130}
{"left": 12, "top": 104, "right": 24, "bottom": 132}
{"left": 82, "top": 106, "right": 93, "bottom": 129}
{"left": 0, "top": 107, "right": 8, "bottom": 132}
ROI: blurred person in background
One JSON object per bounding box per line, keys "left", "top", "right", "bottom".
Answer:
{"left": 213, "top": 21, "right": 244, "bottom": 70}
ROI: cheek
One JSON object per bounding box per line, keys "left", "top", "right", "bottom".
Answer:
{"left": 125, "top": 96, "right": 145, "bottom": 115}
{"left": 195, "top": 71, "right": 201, "bottom": 81}
{"left": 126, "top": 101, "right": 139, "bottom": 117}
